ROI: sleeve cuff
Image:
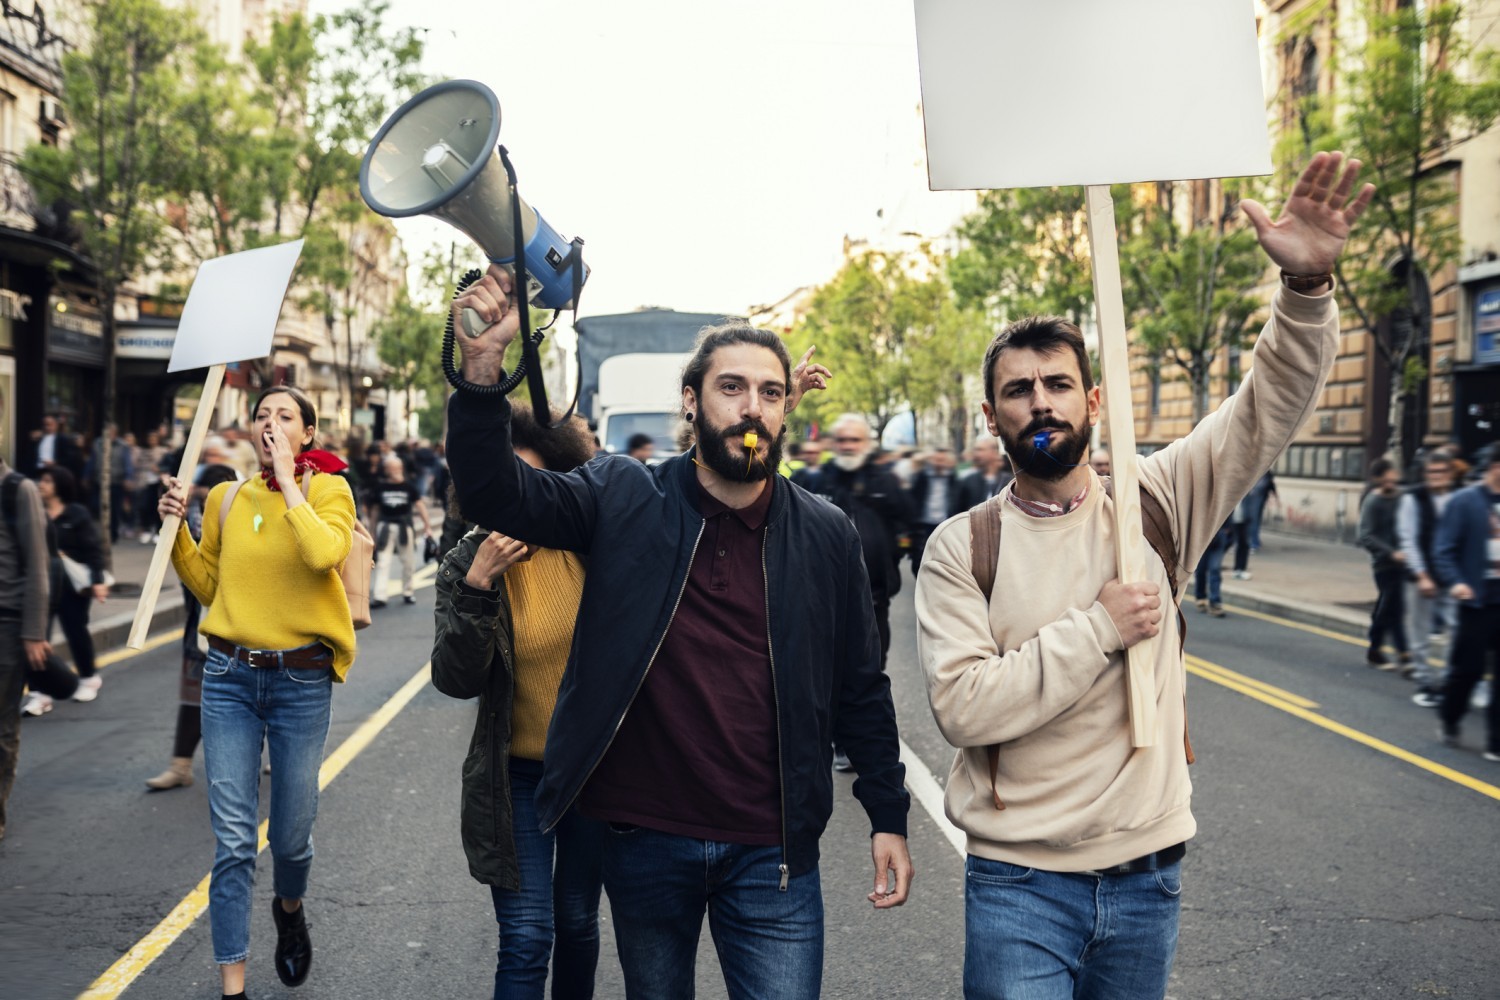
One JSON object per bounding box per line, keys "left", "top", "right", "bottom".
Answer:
{"left": 865, "top": 801, "right": 910, "bottom": 839}
{"left": 453, "top": 578, "right": 502, "bottom": 615}
{"left": 1086, "top": 602, "right": 1125, "bottom": 654}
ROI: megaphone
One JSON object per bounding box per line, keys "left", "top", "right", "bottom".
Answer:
{"left": 360, "top": 79, "right": 587, "bottom": 318}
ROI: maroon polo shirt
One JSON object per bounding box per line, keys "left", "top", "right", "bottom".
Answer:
{"left": 579, "top": 477, "right": 782, "bottom": 845}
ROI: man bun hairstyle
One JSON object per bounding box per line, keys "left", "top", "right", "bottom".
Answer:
{"left": 679, "top": 322, "right": 793, "bottom": 418}
{"left": 982, "top": 316, "right": 1095, "bottom": 409}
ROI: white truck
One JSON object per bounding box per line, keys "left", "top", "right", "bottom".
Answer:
{"left": 575, "top": 308, "right": 744, "bottom": 461}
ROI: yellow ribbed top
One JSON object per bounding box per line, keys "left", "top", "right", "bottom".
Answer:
{"left": 504, "top": 547, "right": 585, "bottom": 760}
{"left": 172, "top": 473, "right": 358, "bottom": 681}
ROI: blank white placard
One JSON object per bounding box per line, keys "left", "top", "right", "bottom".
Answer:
{"left": 913, "top": 0, "right": 1271, "bottom": 190}
{"left": 167, "top": 239, "right": 306, "bottom": 372}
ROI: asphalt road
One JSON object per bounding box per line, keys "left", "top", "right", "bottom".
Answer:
{"left": 1, "top": 564, "right": 1496, "bottom": 999}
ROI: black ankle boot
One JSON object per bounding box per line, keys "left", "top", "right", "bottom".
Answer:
{"left": 271, "top": 897, "right": 312, "bottom": 987}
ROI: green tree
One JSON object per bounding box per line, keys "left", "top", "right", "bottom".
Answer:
{"left": 1123, "top": 181, "right": 1266, "bottom": 426}
{"left": 1291, "top": 0, "right": 1500, "bottom": 465}
{"left": 20, "top": 0, "right": 202, "bottom": 546}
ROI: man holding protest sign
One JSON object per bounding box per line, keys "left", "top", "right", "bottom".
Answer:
{"left": 915, "top": 152, "right": 1373, "bottom": 999}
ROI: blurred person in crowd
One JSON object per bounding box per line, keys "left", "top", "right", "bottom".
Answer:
{"left": 1192, "top": 519, "right": 1235, "bottom": 618}
{"left": 1359, "top": 457, "right": 1410, "bottom": 670}
{"left": 84, "top": 423, "right": 133, "bottom": 543}
{"left": 413, "top": 438, "right": 440, "bottom": 497}
{"left": 432, "top": 403, "right": 607, "bottom": 1000}
{"left": 29, "top": 413, "right": 84, "bottom": 480}
{"left": 1432, "top": 448, "right": 1500, "bottom": 762}
{"left": 788, "top": 440, "right": 824, "bottom": 488}
{"left": 445, "top": 277, "right": 908, "bottom": 998}
{"left": 221, "top": 429, "right": 261, "bottom": 481}
{"left": 1402, "top": 452, "right": 1458, "bottom": 708}
{"left": 133, "top": 430, "right": 169, "bottom": 544}
{"left": 158, "top": 384, "right": 356, "bottom": 998}
{"left": 956, "top": 436, "right": 1012, "bottom": 510}
{"left": 371, "top": 454, "right": 432, "bottom": 609}
{"left": 0, "top": 451, "right": 51, "bottom": 840}
{"left": 32, "top": 467, "right": 108, "bottom": 710}
{"left": 625, "top": 432, "right": 655, "bottom": 463}
{"left": 908, "top": 447, "right": 958, "bottom": 575}
{"left": 1088, "top": 447, "right": 1111, "bottom": 478}
{"left": 145, "top": 464, "right": 241, "bottom": 791}
{"left": 1246, "top": 470, "right": 1278, "bottom": 550}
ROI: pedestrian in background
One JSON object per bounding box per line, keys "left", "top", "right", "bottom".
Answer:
{"left": 145, "top": 463, "right": 240, "bottom": 792}
{"left": 158, "top": 385, "right": 357, "bottom": 999}
{"left": 370, "top": 454, "right": 432, "bottom": 609}
{"left": 133, "top": 430, "right": 168, "bottom": 544}
{"left": 1400, "top": 452, "right": 1458, "bottom": 707}
{"left": 955, "top": 436, "right": 1012, "bottom": 510}
{"left": 1088, "top": 447, "right": 1111, "bottom": 478}
{"left": 1246, "top": 470, "right": 1277, "bottom": 551}
{"left": 446, "top": 277, "right": 909, "bottom": 999}
{"left": 908, "top": 447, "right": 959, "bottom": 575}
{"left": 1432, "top": 448, "right": 1500, "bottom": 762}
{"left": 624, "top": 432, "right": 654, "bottom": 463}
{"left": 0, "top": 454, "right": 51, "bottom": 841}
{"left": 84, "top": 423, "right": 133, "bottom": 544}
{"left": 432, "top": 403, "right": 606, "bottom": 1000}
{"left": 1193, "top": 520, "right": 1234, "bottom": 618}
{"left": 1359, "top": 457, "right": 1411, "bottom": 670}
{"left": 35, "top": 467, "right": 108, "bottom": 708}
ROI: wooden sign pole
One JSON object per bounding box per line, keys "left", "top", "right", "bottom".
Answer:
{"left": 1084, "top": 185, "right": 1157, "bottom": 747}
{"left": 126, "top": 364, "right": 226, "bottom": 649}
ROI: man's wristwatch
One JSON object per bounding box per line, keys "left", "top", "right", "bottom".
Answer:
{"left": 1280, "top": 270, "right": 1333, "bottom": 293}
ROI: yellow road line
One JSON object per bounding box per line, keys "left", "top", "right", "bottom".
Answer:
{"left": 78, "top": 661, "right": 434, "bottom": 1000}
{"left": 96, "top": 628, "right": 184, "bottom": 669}
{"left": 1186, "top": 655, "right": 1500, "bottom": 803}
{"left": 1186, "top": 654, "right": 1319, "bottom": 709}
{"left": 1222, "top": 602, "right": 1450, "bottom": 669}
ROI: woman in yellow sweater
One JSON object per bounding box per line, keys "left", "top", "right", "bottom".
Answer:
{"left": 159, "top": 386, "right": 355, "bottom": 1000}
{"left": 431, "top": 404, "right": 604, "bottom": 1000}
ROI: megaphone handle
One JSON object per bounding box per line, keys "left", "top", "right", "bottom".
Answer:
{"left": 461, "top": 307, "right": 487, "bottom": 338}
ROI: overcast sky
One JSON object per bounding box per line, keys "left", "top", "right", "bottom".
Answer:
{"left": 310, "top": 0, "right": 975, "bottom": 319}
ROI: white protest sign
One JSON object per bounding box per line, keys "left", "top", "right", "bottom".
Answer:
{"left": 167, "top": 239, "right": 305, "bottom": 372}
{"left": 913, "top": 1, "right": 1273, "bottom": 746}
{"left": 913, "top": 0, "right": 1271, "bottom": 190}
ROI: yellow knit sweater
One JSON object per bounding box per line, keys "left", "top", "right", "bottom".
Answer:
{"left": 172, "top": 472, "right": 358, "bottom": 681}
{"left": 504, "top": 547, "right": 585, "bottom": 760}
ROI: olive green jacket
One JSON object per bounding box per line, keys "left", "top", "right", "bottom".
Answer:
{"left": 430, "top": 527, "right": 519, "bottom": 889}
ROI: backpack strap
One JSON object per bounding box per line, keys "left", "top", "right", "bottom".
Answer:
{"left": 217, "top": 479, "right": 247, "bottom": 532}
{"left": 971, "top": 480, "right": 1195, "bottom": 811}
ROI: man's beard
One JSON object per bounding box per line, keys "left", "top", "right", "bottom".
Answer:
{"left": 832, "top": 452, "right": 868, "bottom": 472}
{"left": 694, "top": 413, "right": 784, "bottom": 483}
{"left": 1001, "top": 416, "right": 1091, "bottom": 483}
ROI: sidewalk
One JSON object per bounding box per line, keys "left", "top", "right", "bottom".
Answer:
{"left": 53, "top": 534, "right": 187, "bottom": 661}
{"left": 1218, "top": 528, "right": 1374, "bottom": 635}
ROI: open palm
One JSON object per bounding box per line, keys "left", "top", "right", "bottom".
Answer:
{"left": 1240, "top": 152, "right": 1376, "bottom": 276}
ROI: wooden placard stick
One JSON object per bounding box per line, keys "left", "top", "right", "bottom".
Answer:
{"left": 126, "top": 363, "right": 226, "bottom": 649}
{"left": 1084, "top": 185, "right": 1157, "bottom": 747}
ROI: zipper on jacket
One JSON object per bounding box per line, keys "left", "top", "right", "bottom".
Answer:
{"left": 763, "top": 530, "right": 790, "bottom": 892}
{"left": 546, "top": 520, "right": 707, "bottom": 832}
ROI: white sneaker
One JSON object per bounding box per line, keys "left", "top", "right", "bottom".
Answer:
{"left": 21, "top": 691, "right": 53, "bottom": 716}
{"left": 73, "top": 675, "right": 102, "bottom": 702}
{"left": 1473, "top": 680, "right": 1491, "bottom": 711}
{"left": 1236, "top": 570, "right": 1253, "bottom": 581}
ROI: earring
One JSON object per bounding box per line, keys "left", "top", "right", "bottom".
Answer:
{"left": 685, "top": 413, "right": 694, "bottom": 422}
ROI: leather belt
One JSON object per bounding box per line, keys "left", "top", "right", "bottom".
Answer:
{"left": 1084, "top": 841, "right": 1186, "bottom": 877}
{"left": 207, "top": 635, "right": 331, "bottom": 670}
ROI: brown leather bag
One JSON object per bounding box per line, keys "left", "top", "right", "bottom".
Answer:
{"left": 967, "top": 483, "right": 1193, "bottom": 810}
{"left": 219, "top": 474, "right": 375, "bottom": 630}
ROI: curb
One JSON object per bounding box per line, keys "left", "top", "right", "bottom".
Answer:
{"left": 52, "top": 594, "right": 188, "bottom": 664}
{"left": 1218, "top": 584, "right": 1368, "bottom": 638}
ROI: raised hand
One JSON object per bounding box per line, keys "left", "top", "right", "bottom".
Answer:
{"left": 786, "top": 346, "right": 832, "bottom": 414}
{"left": 451, "top": 264, "right": 524, "bottom": 386}
{"left": 1240, "top": 151, "right": 1375, "bottom": 276}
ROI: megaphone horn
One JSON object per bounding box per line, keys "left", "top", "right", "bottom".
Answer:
{"left": 359, "top": 79, "right": 589, "bottom": 340}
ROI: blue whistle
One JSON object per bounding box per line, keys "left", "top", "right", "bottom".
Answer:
{"left": 1033, "top": 431, "right": 1049, "bottom": 452}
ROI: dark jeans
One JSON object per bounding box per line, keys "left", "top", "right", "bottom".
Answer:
{"left": 1440, "top": 604, "right": 1500, "bottom": 753}
{"left": 0, "top": 616, "right": 22, "bottom": 838}
{"left": 1232, "top": 521, "right": 1252, "bottom": 572}
{"left": 49, "top": 585, "right": 96, "bottom": 678}
{"left": 1193, "top": 528, "right": 1232, "bottom": 604}
{"left": 135, "top": 483, "right": 162, "bottom": 536}
{"left": 491, "top": 758, "right": 605, "bottom": 1000}
{"left": 1369, "top": 566, "right": 1408, "bottom": 654}
{"left": 602, "top": 826, "right": 824, "bottom": 999}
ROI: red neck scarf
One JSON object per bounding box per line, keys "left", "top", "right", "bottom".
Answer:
{"left": 261, "top": 449, "right": 349, "bottom": 491}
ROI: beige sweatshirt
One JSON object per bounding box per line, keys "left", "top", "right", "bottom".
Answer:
{"left": 916, "top": 286, "right": 1338, "bottom": 871}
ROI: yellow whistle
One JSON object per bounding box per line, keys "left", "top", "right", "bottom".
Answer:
{"left": 743, "top": 431, "right": 759, "bottom": 449}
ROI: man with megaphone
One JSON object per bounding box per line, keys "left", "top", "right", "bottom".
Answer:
{"left": 445, "top": 264, "right": 912, "bottom": 999}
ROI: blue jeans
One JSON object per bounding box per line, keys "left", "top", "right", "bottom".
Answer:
{"left": 602, "top": 826, "right": 823, "bottom": 999}
{"left": 200, "top": 645, "right": 333, "bottom": 964}
{"left": 1193, "top": 528, "right": 1232, "bottom": 605}
{"left": 963, "top": 855, "right": 1182, "bottom": 1000}
{"left": 492, "top": 758, "right": 606, "bottom": 1000}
